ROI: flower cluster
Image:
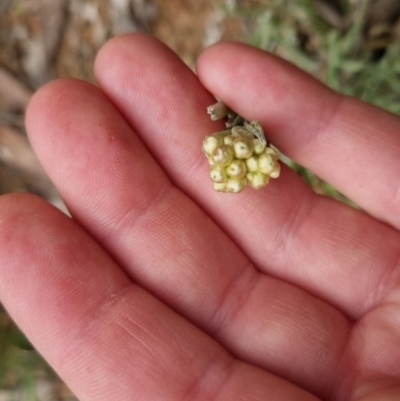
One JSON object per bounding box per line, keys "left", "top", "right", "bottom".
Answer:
{"left": 202, "top": 128, "right": 281, "bottom": 193}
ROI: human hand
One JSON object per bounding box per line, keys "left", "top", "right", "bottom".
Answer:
{"left": 1, "top": 34, "right": 400, "bottom": 401}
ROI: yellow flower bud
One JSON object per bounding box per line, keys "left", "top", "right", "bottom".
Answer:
{"left": 211, "top": 145, "right": 234, "bottom": 167}
{"left": 258, "top": 153, "right": 276, "bottom": 175}
{"left": 209, "top": 164, "right": 228, "bottom": 183}
{"left": 227, "top": 159, "right": 247, "bottom": 178}
{"left": 265, "top": 147, "right": 278, "bottom": 157}
{"left": 270, "top": 162, "right": 281, "bottom": 179}
{"left": 247, "top": 172, "right": 269, "bottom": 189}
{"left": 233, "top": 137, "right": 254, "bottom": 159}
{"left": 252, "top": 139, "right": 266, "bottom": 155}
{"left": 213, "top": 182, "right": 227, "bottom": 192}
{"left": 223, "top": 135, "right": 235, "bottom": 147}
{"left": 202, "top": 134, "right": 223, "bottom": 155}
{"left": 227, "top": 177, "right": 247, "bottom": 193}
{"left": 246, "top": 156, "right": 259, "bottom": 172}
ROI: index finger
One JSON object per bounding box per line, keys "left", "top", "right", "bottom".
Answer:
{"left": 197, "top": 42, "right": 400, "bottom": 231}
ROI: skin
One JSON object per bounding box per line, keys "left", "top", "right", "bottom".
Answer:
{"left": 1, "top": 33, "right": 400, "bottom": 401}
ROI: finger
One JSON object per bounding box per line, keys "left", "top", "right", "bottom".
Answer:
{"left": 196, "top": 41, "right": 400, "bottom": 231}
{"left": 347, "top": 294, "right": 400, "bottom": 400}
{"left": 26, "top": 77, "right": 351, "bottom": 399}
{"left": 0, "top": 194, "right": 319, "bottom": 401}
{"left": 196, "top": 43, "right": 400, "bottom": 401}
{"left": 94, "top": 34, "right": 400, "bottom": 319}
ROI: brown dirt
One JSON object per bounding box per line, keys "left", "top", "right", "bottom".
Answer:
{"left": 0, "top": 0, "right": 245, "bottom": 197}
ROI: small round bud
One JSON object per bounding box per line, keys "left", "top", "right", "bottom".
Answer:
{"left": 213, "top": 182, "right": 227, "bottom": 192}
{"left": 202, "top": 135, "right": 223, "bottom": 155}
{"left": 252, "top": 139, "right": 266, "bottom": 155}
{"left": 226, "top": 159, "right": 247, "bottom": 178}
{"left": 209, "top": 165, "right": 228, "bottom": 183}
{"left": 223, "top": 135, "right": 235, "bottom": 147}
{"left": 265, "top": 147, "right": 278, "bottom": 157}
{"left": 258, "top": 153, "right": 276, "bottom": 175}
{"left": 227, "top": 177, "right": 247, "bottom": 193}
{"left": 233, "top": 137, "right": 254, "bottom": 159}
{"left": 269, "top": 162, "right": 281, "bottom": 179}
{"left": 246, "top": 156, "right": 259, "bottom": 172}
{"left": 211, "top": 145, "right": 234, "bottom": 167}
{"left": 247, "top": 172, "right": 269, "bottom": 189}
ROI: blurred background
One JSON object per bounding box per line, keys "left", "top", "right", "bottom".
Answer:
{"left": 1, "top": 0, "right": 400, "bottom": 399}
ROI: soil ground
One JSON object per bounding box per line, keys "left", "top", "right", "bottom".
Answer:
{"left": 0, "top": 0, "right": 244, "bottom": 202}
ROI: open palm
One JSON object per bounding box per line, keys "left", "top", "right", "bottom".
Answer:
{"left": 1, "top": 34, "right": 400, "bottom": 401}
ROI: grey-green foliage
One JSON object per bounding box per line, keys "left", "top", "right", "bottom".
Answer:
{"left": 0, "top": 308, "right": 54, "bottom": 399}
{"left": 221, "top": 0, "right": 400, "bottom": 203}
{"left": 224, "top": 0, "right": 400, "bottom": 112}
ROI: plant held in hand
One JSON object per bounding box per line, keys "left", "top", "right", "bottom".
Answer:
{"left": 203, "top": 102, "right": 280, "bottom": 193}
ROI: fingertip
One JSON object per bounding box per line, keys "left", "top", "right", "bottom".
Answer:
{"left": 198, "top": 40, "right": 244, "bottom": 61}
{"left": 196, "top": 41, "right": 340, "bottom": 153}
{"left": 0, "top": 192, "right": 49, "bottom": 221}
{"left": 0, "top": 193, "right": 64, "bottom": 245}
{"left": 196, "top": 41, "right": 242, "bottom": 87}
{"left": 95, "top": 32, "right": 157, "bottom": 62}
{"left": 27, "top": 78, "right": 81, "bottom": 117}
{"left": 0, "top": 193, "right": 67, "bottom": 302}
{"left": 94, "top": 33, "right": 176, "bottom": 86}
{"left": 25, "top": 78, "right": 96, "bottom": 144}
